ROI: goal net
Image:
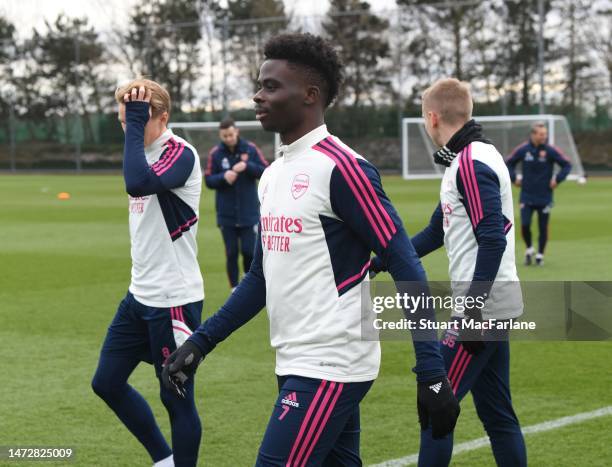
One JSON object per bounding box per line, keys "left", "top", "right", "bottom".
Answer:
{"left": 169, "top": 120, "right": 280, "bottom": 166}
{"left": 401, "top": 115, "right": 586, "bottom": 180}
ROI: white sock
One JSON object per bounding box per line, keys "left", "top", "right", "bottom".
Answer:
{"left": 536, "top": 253, "right": 544, "bottom": 260}
{"left": 526, "top": 247, "right": 535, "bottom": 256}
{"left": 153, "top": 454, "right": 174, "bottom": 467}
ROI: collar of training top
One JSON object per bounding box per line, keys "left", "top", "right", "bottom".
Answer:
{"left": 433, "top": 119, "right": 489, "bottom": 167}
{"left": 277, "top": 124, "right": 329, "bottom": 160}
{"left": 145, "top": 128, "right": 174, "bottom": 156}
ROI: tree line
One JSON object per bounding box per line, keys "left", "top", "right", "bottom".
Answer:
{"left": 0, "top": 0, "right": 610, "bottom": 141}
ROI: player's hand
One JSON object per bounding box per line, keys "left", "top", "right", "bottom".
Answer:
{"left": 161, "top": 341, "right": 204, "bottom": 398}
{"left": 458, "top": 306, "right": 486, "bottom": 355}
{"left": 123, "top": 85, "right": 152, "bottom": 104}
{"left": 459, "top": 321, "right": 485, "bottom": 355}
{"left": 550, "top": 179, "right": 558, "bottom": 189}
{"left": 123, "top": 86, "right": 153, "bottom": 122}
{"left": 232, "top": 161, "right": 247, "bottom": 173}
{"left": 224, "top": 170, "right": 238, "bottom": 184}
{"left": 417, "top": 377, "right": 460, "bottom": 439}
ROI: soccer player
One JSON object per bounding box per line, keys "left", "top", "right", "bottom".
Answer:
{"left": 205, "top": 117, "right": 269, "bottom": 290}
{"left": 416, "top": 79, "right": 526, "bottom": 466}
{"left": 162, "top": 33, "right": 459, "bottom": 465}
{"left": 506, "top": 122, "right": 572, "bottom": 266}
{"left": 373, "top": 79, "right": 527, "bottom": 466}
{"left": 92, "top": 79, "right": 204, "bottom": 467}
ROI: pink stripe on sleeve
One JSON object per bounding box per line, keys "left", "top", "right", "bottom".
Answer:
{"left": 154, "top": 143, "right": 185, "bottom": 176}
{"left": 336, "top": 260, "right": 371, "bottom": 291}
{"left": 466, "top": 145, "right": 483, "bottom": 221}
{"left": 319, "top": 139, "right": 393, "bottom": 241}
{"left": 152, "top": 139, "right": 177, "bottom": 170}
{"left": 313, "top": 144, "right": 388, "bottom": 247}
{"left": 458, "top": 151, "right": 478, "bottom": 228}
{"left": 324, "top": 138, "right": 397, "bottom": 236}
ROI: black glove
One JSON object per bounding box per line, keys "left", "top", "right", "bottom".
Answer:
{"left": 417, "top": 377, "right": 460, "bottom": 439}
{"left": 458, "top": 310, "right": 486, "bottom": 355}
{"left": 161, "top": 340, "right": 204, "bottom": 398}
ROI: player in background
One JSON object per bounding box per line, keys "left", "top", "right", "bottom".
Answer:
{"left": 92, "top": 79, "right": 204, "bottom": 467}
{"left": 506, "top": 122, "right": 572, "bottom": 266}
{"left": 161, "top": 33, "right": 459, "bottom": 466}
{"left": 205, "top": 118, "right": 269, "bottom": 289}
{"left": 372, "top": 78, "right": 527, "bottom": 467}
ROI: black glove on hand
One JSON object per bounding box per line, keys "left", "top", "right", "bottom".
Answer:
{"left": 417, "top": 377, "right": 460, "bottom": 439}
{"left": 459, "top": 309, "right": 486, "bottom": 355}
{"left": 161, "top": 340, "right": 204, "bottom": 398}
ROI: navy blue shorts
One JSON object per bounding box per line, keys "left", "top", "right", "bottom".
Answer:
{"left": 101, "top": 292, "right": 203, "bottom": 375}
{"left": 256, "top": 375, "right": 373, "bottom": 467}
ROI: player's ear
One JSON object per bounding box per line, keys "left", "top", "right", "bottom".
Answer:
{"left": 304, "top": 85, "right": 320, "bottom": 106}
{"left": 430, "top": 111, "right": 439, "bottom": 128}
{"left": 160, "top": 111, "right": 169, "bottom": 126}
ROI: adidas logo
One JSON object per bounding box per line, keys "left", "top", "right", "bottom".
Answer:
{"left": 281, "top": 392, "right": 300, "bottom": 408}
{"left": 429, "top": 382, "right": 442, "bottom": 394}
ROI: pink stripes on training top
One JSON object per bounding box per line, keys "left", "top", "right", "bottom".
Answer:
{"left": 336, "top": 260, "right": 371, "bottom": 291}
{"left": 504, "top": 221, "right": 513, "bottom": 234}
{"left": 152, "top": 138, "right": 186, "bottom": 176}
{"left": 312, "top": 137, "right": 396, "bottom": 248}
{"left": 447, "top": 345, "right": 473, "bottom": 394}
{"left": 458, "top": 144, "right": 484, "bottom": 228}
{"left": 285, "top": 380, "right": 344, "bottom": 467}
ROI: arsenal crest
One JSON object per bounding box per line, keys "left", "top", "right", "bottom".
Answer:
{"left": 291, "top": 174, "right": 309, "bottom": 199}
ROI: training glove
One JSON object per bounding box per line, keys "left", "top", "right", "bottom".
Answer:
{"left": 417, "top": 377, "right": 460, "bottom": 439}
{"left": 161, "top": 340, "right": 204, "bottom": 398}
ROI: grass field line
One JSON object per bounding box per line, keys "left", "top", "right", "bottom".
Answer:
{"left": 369, "top": 405, "right": 612, "bottom": 467}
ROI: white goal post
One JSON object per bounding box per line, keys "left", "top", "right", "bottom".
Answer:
{"left": 169, "top": 120, "right": 280, "bottom": 163}
{"left": 401, "top": 114, "right": 586, "bottom": 180}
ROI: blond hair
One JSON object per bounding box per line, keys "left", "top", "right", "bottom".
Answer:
{"left": 115, "top": 78, "right": 171, "bottom": 118}
{"left": 422, "top": 78, "right": 473, "bottom": 125}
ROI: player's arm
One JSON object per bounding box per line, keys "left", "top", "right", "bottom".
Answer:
{"left": 243, "top": 143, "right": 269, "bottom": 179}
{"left": 550, "top": 146, "right": 572, "bottom": 185}
{"left": 505, "top": 145, "right": 525, "bottom": 184}
{"left": 329, "top": 158, "right": 459, "bottom": 438}
{"left": 204, "top": 148, "right": 230, "bottom": 189}
{"left": 162, "top": 226, "right": 266, "bottom": 396}
{"left": 329, "top": 160, "right": 445, "bottom": 379}
{"left": 122, "top": 97, "right": 194, "bottom": 197}
{"left": 456, "top": 159, "right": 507, "bottom": 353}
{"left": 370, "top": 203, "right": 444, "bottom": 274}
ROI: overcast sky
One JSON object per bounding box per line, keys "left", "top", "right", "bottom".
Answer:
{"left": 1, "top": 0, "right": 398, "bottom": 38}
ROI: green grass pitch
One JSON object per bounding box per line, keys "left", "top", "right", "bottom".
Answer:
{"left": 0, "top": 174, "right": 611, "bottom": 466}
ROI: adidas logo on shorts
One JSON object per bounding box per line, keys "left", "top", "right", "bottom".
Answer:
{"left": 281, "top": 392, "right": 300, "bottom": 408}
{"left": 429, "top": 382, "right": 442, "bottom": 394}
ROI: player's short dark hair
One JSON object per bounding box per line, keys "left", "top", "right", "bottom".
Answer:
{"left": 219, "top": 117, "right": 235, "bottom": 130}
{"left": 263, "top": 33, "right": 343, "bottom": 108}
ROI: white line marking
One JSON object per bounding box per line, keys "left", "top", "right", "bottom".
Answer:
{"left": 369, "top": 406, "right": 612, "bottom": 467}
